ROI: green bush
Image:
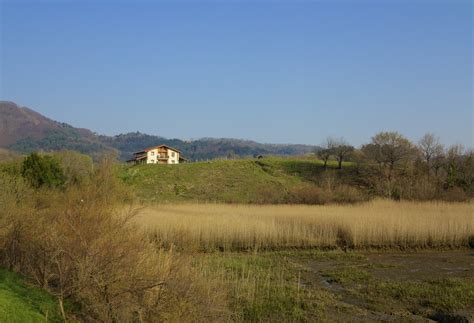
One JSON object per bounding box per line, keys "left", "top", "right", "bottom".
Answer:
{"left": 21, "top": 153, "right": 65, "bottom": 189}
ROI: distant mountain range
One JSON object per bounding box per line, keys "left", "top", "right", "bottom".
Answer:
{"left": 0, "top": 101, "right": 318, "bottom": 161}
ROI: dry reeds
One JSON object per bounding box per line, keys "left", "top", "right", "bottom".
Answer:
{"left": 137, "top": 200, "right": 474, "bottom": 251}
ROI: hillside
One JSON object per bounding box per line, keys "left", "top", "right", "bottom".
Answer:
{"left": 1, "top": 101, "right": 318, "bottom": 160}
{"left": 0, "top": 101, "right": 112, "bottom": 158}
{"left": 120, "top": 157, "right": 358, "bottom": 203}
{"left": 0, "top": 269, "right": 63, "bottom": 322}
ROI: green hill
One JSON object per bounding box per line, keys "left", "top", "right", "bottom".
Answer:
{"left": 120, "top": 157, "right": 358, "bottom": 204}
{"left": 0, "top": 269, "right": 63, "bottom": 322}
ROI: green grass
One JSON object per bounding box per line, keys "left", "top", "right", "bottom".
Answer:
{"left": 195, "top": 251, "right": 474, "bottom": 321}
{"left": 0, "top": 268, "right": 63, "bottom": 322}
{"left": 195, "top": 252, "right": 337, "bottom": 322}
{"left": 120, "top": 157, "right": 356, "bottom": 203}
{"left": 323, "top": 267, "right": 373, "bottom": 285}
{"left": 379, "top": 278, "right": 474, "bottom": 313}
{"left": 321, "top": 263, "right": 474, "bottom": 317}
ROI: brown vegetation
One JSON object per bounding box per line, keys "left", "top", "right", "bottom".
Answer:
{"left": 137, "top": 200, "right": 473, "bottom": 252}
{"left": 0, "top": 160, "right": 228, "bottom": 322}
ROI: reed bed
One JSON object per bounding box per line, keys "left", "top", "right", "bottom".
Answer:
{"left": 135, "top": 200, "right": 474, "bottom": 251}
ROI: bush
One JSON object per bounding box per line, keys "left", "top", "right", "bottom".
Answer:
{"left": 21, "top": 153, "right": 65, "bottom": 189}
{"left": 332, "top": 185, "right": 367, "bottom": 204}
{"left": 440, "top": 187, "right": 469, "bottom": 202}
{"left": 0, "top": 159, "right": 227, "bottom": 321}
{"left": 288, "top": 185, "right": 328, "bottom": 204}
{"left": 53, "top": 150, "right": 94, "bottom": 186}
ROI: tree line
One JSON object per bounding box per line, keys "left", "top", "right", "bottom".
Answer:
{"left": 317, "top": 132, "right": 473, "bottom": 201}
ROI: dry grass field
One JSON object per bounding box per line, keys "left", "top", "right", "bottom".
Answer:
{"left": 135, "top": 200, "right": 474, "bottom": 251}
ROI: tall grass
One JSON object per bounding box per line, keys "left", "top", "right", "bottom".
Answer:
{"left": 137, "top": 200, "right": 473, "bottom": 251}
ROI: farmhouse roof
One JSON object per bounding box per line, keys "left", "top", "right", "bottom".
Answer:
{"left": 133, "top": 144, "right": 182, "bottom": 154}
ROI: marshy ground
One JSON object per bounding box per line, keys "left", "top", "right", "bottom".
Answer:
{"left": 136, "top": 201, "right": 473, "bottom": 321}
{"left": 194, "top": 249, "right": 474, "bottom": 322}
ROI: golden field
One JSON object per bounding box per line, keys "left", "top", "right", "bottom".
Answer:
{"left": 135, "top": 200, "right": 474, "bottom": 251}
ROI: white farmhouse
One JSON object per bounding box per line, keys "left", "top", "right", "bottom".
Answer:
{"left": 129, "top": 145, "right": 186, "bottom": 165}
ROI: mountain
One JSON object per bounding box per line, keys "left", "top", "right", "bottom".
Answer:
{"left": 101, "top": 133, "right": 318, "bottom": 161}
{"left": 0, "top": 101, "right": 318, "bottom": 160}
{"left": 0, "top": 101, "right": 113, "bottom": 159}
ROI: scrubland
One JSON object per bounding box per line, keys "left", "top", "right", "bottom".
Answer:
{"left": 137, "top": 200, "right": 473, "bottom": 251}
{"left": 0, "top": 152, "right": 473, "bottom": 322}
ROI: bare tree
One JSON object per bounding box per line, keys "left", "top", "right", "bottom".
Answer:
{"left": 418, "top": 133, "right": 443, "bottom": 171}
{"left": 317, "top": 137, "right": 334, "bottom": 169}
{"left": 330, "top": 138, "right": 354, "bottom": 169}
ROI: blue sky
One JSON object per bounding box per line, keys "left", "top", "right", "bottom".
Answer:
{"left": 1, "top": 0, "right": 472, "bottom": 147}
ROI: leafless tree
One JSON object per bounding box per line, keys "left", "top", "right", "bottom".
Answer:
{"left": 418, "top": 133, "right": 444, "bottom": 171}
{"left": 330, "top": 138, "right": 354, "bottom": 169}
{"left": 317, "top": 137, "right": 334, "bottom": 169}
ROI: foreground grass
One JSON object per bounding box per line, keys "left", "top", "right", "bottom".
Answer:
{"left": 137, "top": 200, "right": 473, "bottom": 251}
{"left": 194, "top": 250, "right": 474, "bottom": 322}
{"left": 0, "top": 269, "right": 63, "bottom": 322}
{"left": 195, "top": 252, "right": 338, "bottom": 321}
{"left": 322, "top": 264, "right": 474, "bottom": 319}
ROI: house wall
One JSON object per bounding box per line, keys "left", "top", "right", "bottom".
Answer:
{"left": 145, "top": 147, "right": 180, "bottom": 164}
{"left": 167, "top": 149, "right": 179, "bottom": 164}
{"left": 146, "top": 149, "right": 158, "bottom": 164}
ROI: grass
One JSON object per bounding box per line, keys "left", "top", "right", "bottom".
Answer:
{"left": 194, "top": 252, "right": 338, "bottom": 322}
{"left": 119, "top": 157, "right": 354, "bottom": 203}
{"left": 193, "top": 250, "right": 474, "bottom": 321}
{"left": 323, "top": 265, "right": 474, "bottom": 316}
{"left": 323, "top": 267, "right": 373, "bottom": 285}
{"left": 379, "top": 278, "right": 474, "bottom": 313}
{"left": 136, "top": 200, "right": 473, "bottom": 251}
{"left": 0, "top": 269, "right": 63, "bottom": 322}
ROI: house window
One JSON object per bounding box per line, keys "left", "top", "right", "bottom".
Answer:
{"left": 151, "top": 151, "right": 154, "bottom": 156}
{"left": 171, "top": 152, "right": 175, "bottom": 157}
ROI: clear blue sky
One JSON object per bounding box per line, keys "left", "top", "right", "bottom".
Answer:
{"left": 1, "top": 0, "right": 472, "bottom": 147}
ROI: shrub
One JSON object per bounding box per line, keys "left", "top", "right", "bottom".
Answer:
{"left": 0, "top": 159, "right": 227, "bottom": 321}
{"left": 440, "top": 187, "right": 469, "bottom": 202}
{"left": 332, "top": 185, "right": 367, "bottom": 204}
{"left": 21, "top": 153, "right": 65, "bottom": 189}
{"left": 53, "top": 150, "right": 94, "bottom": 186}
{"left": 288, "top": 185, "right": 328, "bottom": 204}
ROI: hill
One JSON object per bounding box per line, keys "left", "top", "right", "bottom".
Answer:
{"left": 0, "top": 101, "right": 112, "bottom": 158}
{"left": 119, "top": 157, "right": 359, "bottom": 204}
{"left": 1, "top": 101, "right": 318, "bottom": 160}
{"left": 0, "top": 148, "right": 20, "bottom": 162}
{"left": 0, "top": 269, "right": 63, "bottom": 322}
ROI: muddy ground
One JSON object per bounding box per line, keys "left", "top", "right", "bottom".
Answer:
{"left": 288, "top": 250, "right": 474, "bottom": 322}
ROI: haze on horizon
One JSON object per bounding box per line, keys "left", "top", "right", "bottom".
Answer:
{"left": 0, "top": 0, "right": 472, "bottom": 147}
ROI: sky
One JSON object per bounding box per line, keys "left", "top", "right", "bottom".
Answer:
{"left": 0, "top": 0, "right": 472, "bottom": 147}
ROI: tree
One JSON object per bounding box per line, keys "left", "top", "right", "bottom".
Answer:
{"left": 418, "top": 133, "right": 443, "bottom": 172}
{"left": 317, "top": 138, "right": 334, "bottom": 169}
{"left": 361, "top": 132, "right": 416, "bottom": 198}
{"left": 21, "top": 153, "right": 65, "bottom": 189}
{"left": 53, "top": 150, "right": 93, "bottom": 186}
{"left": 330, "top": 138, "right": 354, "bottom": 169}
{"left": 445, "top": 144, "right": 465, "bottom": 189}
